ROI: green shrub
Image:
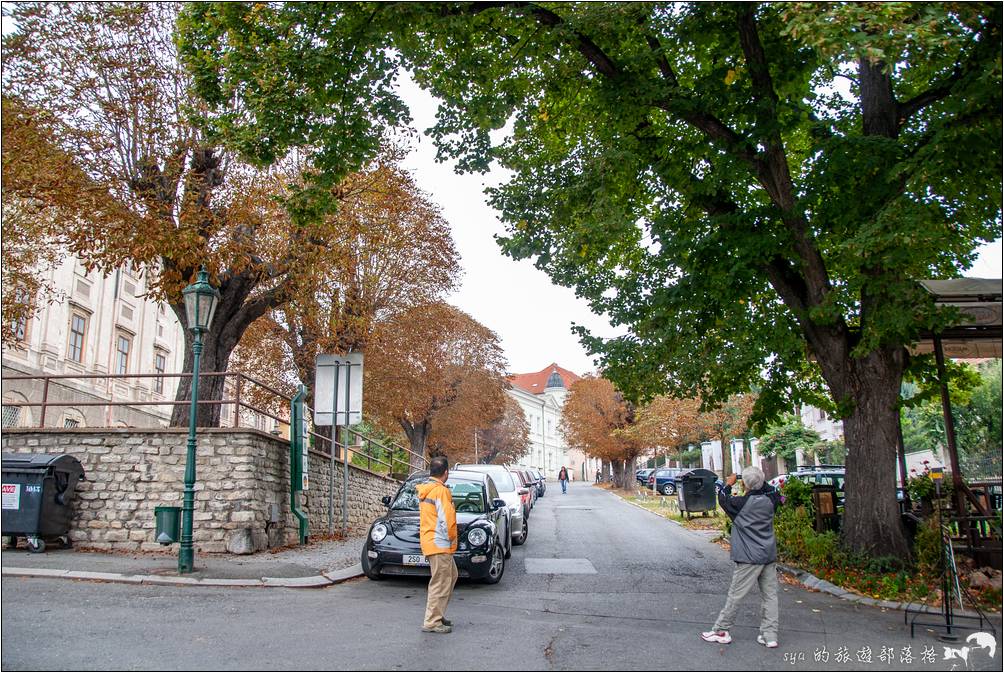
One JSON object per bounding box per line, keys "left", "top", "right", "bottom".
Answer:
{"left": 780, "top": 477, "right": 814, "bottom": 512}
{"left": 774, "top": 505, "right": 814, "bottom": 564}
{"left": 913, "top": 517, "right": 943, "bottom": 577}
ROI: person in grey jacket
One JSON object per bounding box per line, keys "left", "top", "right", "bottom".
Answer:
{"left": 701, "top": 465, "right": 782, "bottom": 648}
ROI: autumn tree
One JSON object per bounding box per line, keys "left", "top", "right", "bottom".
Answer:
{"left": 364, "top": 302, "right": 509, "bottom": 470}
{"left": 1, "top": 98, "right": 133, "bottom": 347}
{"left": 2, "top": 2, "right": 410, "bottom": 426}
{"left": 696, "top": 394, "right": 757, "bottom": 478}
{"left": 628, "top": 396, "right": 704, "bottom": 468}
{"left": 230, "top": 155, "right": 461, "bottom": 427}
{"left": 561, "top": 376, "right": 641, "bottom": 489}
{"left": 472, "top": 396, "right": 530, "bottom": 466}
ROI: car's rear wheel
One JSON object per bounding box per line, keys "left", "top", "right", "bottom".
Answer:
{"left": 482, "top": 543, "right": 505, "bottom": 584}
{"left": 661, "top": 483, "right": 676, "bottom": 496}
{"left": 512, "top": 518, "right": 528, "bottom": 546}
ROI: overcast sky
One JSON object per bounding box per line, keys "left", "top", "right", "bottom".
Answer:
{"left": 394, "top": 72, "right": 1002, "bottom": 378}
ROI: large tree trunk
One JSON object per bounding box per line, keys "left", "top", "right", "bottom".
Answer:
{"left": 821, "top": 347, "right": 910, "bottom": 558}
{"left": 623, "top": 455, "right": 638, "bottom": 490}
{"left": 401, "top": 418, "right": 429, "bottom": 473}
{"left": 168, "top": 272, "right": 280, "bottom": 427}
{"left": 611, "top": 459, "right": 624, "bottom": 489}
{"left": 169, "top": 321, "right": 240, "bottom": 427}
{"left": 600, "top": 459, "right": 609, "bottom": 482}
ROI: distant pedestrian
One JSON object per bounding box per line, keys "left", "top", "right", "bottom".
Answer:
{"left": 558, "top": 466, "right": 569, "bottom": 493}
{"left": 701, "top": 465, "right": 782, "bottom": 648}
{"left": 595, "top": 468, "right": 601, "bottom": 484}
{"left": 418, "top": 456, "right": 457, "bottom": 634}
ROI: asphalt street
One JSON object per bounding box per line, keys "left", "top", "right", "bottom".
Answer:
{"left": 2, "top": 482, "right": 1000, "bottom": 671}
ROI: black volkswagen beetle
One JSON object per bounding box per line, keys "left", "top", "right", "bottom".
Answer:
{"left": 361, "top": 469, "right": 511, "bottom": 584}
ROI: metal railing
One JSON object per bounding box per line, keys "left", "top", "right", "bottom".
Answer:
{"left": 1, "top": 370, "right": 428, "bottom": 477}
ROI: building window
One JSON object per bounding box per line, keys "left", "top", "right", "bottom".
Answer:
{"left": 2, "top": 405, "right": 21, "bottom": 428}
{"left": 115, "top": 334, "right": 132, "bottom": 374}
{"left": 154, "top": 352, "right": 167, "bottom": 393}
{"left": 64, "top": 418, "right": 80, "bottom": 428}
{"left": 68, "top": 313, "right": 87, "bottom": 363}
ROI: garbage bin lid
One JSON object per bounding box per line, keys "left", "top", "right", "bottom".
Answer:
{"left": 2, "top": 453, "right": 84, "bottom": 473}
{"left": 679, "top": 468, "right": 718, "bottom": 480}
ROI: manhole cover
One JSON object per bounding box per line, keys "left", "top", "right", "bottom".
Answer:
{"left": 525, "top": 558, "right": 597, "bottom": 574}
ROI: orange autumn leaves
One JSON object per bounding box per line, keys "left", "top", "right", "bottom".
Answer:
{"left": 562, "top": 375, "right": 755, "bottom": 479}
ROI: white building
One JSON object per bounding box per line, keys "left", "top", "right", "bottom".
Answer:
{"left": 2, "top": 255, "right": 186, "bottom": 429}
{"left": 799, "top": 405, "right": 844, "bottom": 442}
{"left": 506, "top": 363, "right": 601, "bottom": 480}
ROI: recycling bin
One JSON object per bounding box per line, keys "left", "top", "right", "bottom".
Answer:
{"left": 2, "top": 453, "right": 85, "bottom": 553}
{"left": 677, "top": 468, "right": 718, "bottom": 517}
{"left": 155, "top": 506, "right": 181, "bottom": 545}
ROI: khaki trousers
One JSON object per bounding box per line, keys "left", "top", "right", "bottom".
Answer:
{"left": 423, "top": 553, "right": 458, "bottom": 629}
{"left": 713, "top": 562, "right": 779, "bottom": 641}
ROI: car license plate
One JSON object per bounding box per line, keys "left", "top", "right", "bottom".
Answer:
{"left": 403, "top": 554, "right": 429, "bottom": 566}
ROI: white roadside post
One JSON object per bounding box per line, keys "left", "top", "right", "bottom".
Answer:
{"left": 314, "top": 353, "right": 363, "bottom": 537}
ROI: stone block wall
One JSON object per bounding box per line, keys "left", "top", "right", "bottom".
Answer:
{"left": 1, "top": 429, "right": 401, "bottom": 554}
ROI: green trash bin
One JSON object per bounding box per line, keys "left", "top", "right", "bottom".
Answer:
{"left": 154, "top": 506, "right": 181, "bottom": 545}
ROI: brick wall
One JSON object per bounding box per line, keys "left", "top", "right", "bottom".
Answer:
{"left": 1, "top": 429, "right": 401, "bottom": 554}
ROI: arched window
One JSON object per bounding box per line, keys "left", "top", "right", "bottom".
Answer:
{"left": 2, "top": 392, "right": 32, "bottom": 428}
{"left": 61, "top": 408, "right": 86, "bottom": 429}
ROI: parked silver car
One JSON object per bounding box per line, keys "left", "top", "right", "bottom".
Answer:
{"left": 455, "top": 464, "right": 528, "bottom": 545}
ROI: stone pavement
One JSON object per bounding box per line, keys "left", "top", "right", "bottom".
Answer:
{"left": 0, "top": 534, "right": 366, "bottom": 588}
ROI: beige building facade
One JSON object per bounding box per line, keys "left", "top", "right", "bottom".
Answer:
{"left": 3, "top": 255, "right": 186, "bottom": 429}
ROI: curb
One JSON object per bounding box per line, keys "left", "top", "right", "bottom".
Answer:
{"left": 1, "top": 562, "right": 364, "bottom": 589}
{"left": 775, "top": 563, "right": 1001, "bottom": 620}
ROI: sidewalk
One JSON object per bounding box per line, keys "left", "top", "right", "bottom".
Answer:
{"left": 1, "top": 535, "right": 366, "bottom": 588}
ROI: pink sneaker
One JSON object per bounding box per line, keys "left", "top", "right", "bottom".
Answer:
{"left": 701, "top": 630, "right": 732, "bottom": 644}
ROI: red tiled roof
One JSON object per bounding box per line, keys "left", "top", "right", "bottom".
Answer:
{"left": 507, "top": 363, "right": 582, "bottom": 395}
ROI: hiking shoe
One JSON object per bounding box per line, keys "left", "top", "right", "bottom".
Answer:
{"left": 701, "top": 630, "right": 732, "bottom": 644}
{"left": 421, "top": 623, "right": 452, "bottom": 634}
{"left": 441, "top": 618, "right": 452, "bottom": 627}
{"left": 757, "top": 635, "right": 778, "bottom": 648}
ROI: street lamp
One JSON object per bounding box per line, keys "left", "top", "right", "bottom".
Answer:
{"left": 178, "top": 266, "right": 219, "bottom": 573}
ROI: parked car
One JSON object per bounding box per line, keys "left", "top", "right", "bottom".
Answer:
{"left": 636, "top": 468, "right": 654, "bottom": 486}
{"left": 361, "top": 470, "right": 510, "bottom": 583}
{"left": 771, "top": 465, "right": 845, "bottom": 492}
{"left": 510, "top": 469, "right": 534, "bottom": 515}
{"left": 518, "top": 467, "right": 544, "bottom": 498}
{"left": 647, "top": 467, "right": 687, "bottom": 495}
{"left": 455, "top": 463, "right": 528, "bottom": 545}
{"left": 770, "top": 465, "right": 905, "bottom": 505}
{"left": 529, "top": 468, "right": 546, "bottom": 497}
{"left": 518, "top": 469, "right": 538, "bottom": 508}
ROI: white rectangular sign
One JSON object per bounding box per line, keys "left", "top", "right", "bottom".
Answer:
{"left": 2, "top": 483, "right": 20, "bottom": 510}
{"left": 314, "top": 353, "right": 363, "bottom": 426}
{"left": 301, "top": 416, "right": 310, "bottom": 491}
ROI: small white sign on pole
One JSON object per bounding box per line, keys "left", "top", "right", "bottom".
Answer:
{"left": 314, "top": 353, "right": 363, "bottom": 426}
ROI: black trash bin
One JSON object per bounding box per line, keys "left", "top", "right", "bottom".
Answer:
{"left": 677, "top": 468, "right": 718, "bottom": 518}
{"left": 2, "top": 454, "right": 85, "bottom": 553}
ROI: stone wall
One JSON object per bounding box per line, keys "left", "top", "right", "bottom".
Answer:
{"left": 1, "top": 429, "right": 400, "bottom": 554}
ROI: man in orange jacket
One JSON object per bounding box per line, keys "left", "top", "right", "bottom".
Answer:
{"left": 417, "top": 455, "right": 458, "bottom": 633}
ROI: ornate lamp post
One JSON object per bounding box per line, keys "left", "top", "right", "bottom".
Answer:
{"left": 178, "top": 266, "right": 219, "bottom": 573}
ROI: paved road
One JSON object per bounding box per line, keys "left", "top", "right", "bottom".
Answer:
{"left": 2, "top": 482, "right": 999, "bottom": 671}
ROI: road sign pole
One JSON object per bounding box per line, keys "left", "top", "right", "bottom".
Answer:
{"left": 342, "top": 361, "right": 351, "bottom": 538}
{"left": 328, "top": 362, "right": 338, "bottom": 537}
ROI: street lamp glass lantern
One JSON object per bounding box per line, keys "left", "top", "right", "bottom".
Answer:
{"left": 182, "top": 267, "right": 220, "bottom": 332}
